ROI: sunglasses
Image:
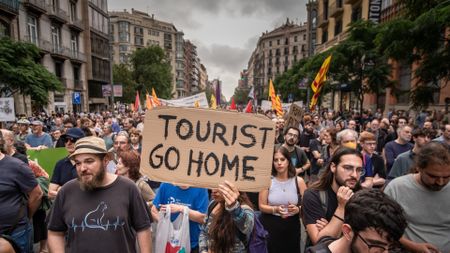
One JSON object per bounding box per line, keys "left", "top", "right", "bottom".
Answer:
{"left": 64, "top": 137, "right": 79, "bottom": 143}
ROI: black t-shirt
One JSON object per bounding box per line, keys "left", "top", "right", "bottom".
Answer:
{"left": 309, "top": 138, "right": 323, "bottom": 174}
{"left": 47, "top": 176, "right": 152, "bottom": 253}
{"left": 0, "top": 155, "right": 38, "bottom": 234}
{"left": 51, "top": 157, "right": 77, "bottom": 186}
{"left": 305, "top": 236, "right": 336, "bottom": 253}
{"left": 12, "top": 152, "right": 28, "bottom": 164}
{"left": 302, "top": 187, "right": 338, "bottom": 225}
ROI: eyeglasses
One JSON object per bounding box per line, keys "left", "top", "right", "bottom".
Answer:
{"left": 114, "top": 141, "right": 127, "bottom": 145}
{"left": 286, "top": 133, "right": 298, "bottom": 138}
{"left": 341, "top": 165, "right": 364, "bottom": 176}
{"left": 364, "top": 142, "right": 377, "bottom": 146}
{"left": 357, "top": 233, "right": 390, "bottom": 253}
{"left": 64, "top": 137, "right": 79, "bottom": 143}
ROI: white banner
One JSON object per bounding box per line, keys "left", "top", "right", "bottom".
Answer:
{"left": 0, "top": 97, "right": 15, "bottom": 122}
{"left": 159, "top": 92, "right": 209, "bottom": 109}
{"left": 260, "top": 100, "right": 304, "bottom": 112}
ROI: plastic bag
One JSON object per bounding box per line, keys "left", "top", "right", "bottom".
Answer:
{"left": 155, "top": 205, "right": 191, "bottom": 253}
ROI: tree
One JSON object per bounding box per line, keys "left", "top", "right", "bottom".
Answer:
{"left": 274, "top": 59, "right": 308, "bottom": 102}
{"left": 130, "top": 46, "right": 173, "bottom": 99}
{"left": 375, "top": 0, "right": 450, "bottom": 110}
{"left": 0, "top": 38, "right": 62, "bottom": 106}
{"left": 113, "top": 64, "right": 134, "bottom": 103}
{"left": 330, "top": 21, "right": 393, "bottom": 112}
{"left": 232, "top": 87, "right": 250, "bottom": 105}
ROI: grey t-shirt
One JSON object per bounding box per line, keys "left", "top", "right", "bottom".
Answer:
{"left": 384, "top": 174, "right": 450, "bottom": 252}
{"left": 47, "top": 176, "right": 151, "bottom": 253}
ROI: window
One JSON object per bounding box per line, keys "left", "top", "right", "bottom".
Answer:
{"left": 352, "top": 5, "right": 362, "bottom": 22}
{"left": 335, "top": 19, "right": 342, "bottom": 36}
{"left": 118, "top": 21, "right": 129, "bottom": 32}
{"left": 51, "top": 24, "right": 61, "bottom": 52}
{"left": 303, "top": 34, "right": 307, "bottom": 40}
{"left": 0, "top": 21, "right": 9, "bottom": 38}
{"left": 134, "top": 26, "right": 143, "bottom": 35}
{"left": 51, "top": 0, "right": 59, "bottom": 12}
{"left": 70, "top": 1, "right": 77, "bottom": 22}
{"left": 119, "top": 45, "right": 128, "bottom": 52}
{"left": 294, "top": 36, "right": 298, "bottom": 42}
{"left": 293, "top": 46, "right": 298, "bottom": 53}
{"left": 70, "top": 32, "right": 78, "bottom": 55}
{"left": 284, "top": 47, "right": 289, "bottom": 55}
{"left": 322, "top": 30, "right": 328, "bottom": 43}
{"left": 277, "top": 39, "right": 280, "bottom": 45}
{"left": 26, "top": 15, "right": 38, "bottom": 45}
{"left": 269, "top": 41, "right": 272, "bottom": 47}
{"left": 119, "top": 31, "right": 129, "bottom": 42}
{"left": 323, "top": 0, "right": 329, "bottom": 20}
{"left": 285, "top": 38, "right": 289, "bottom": 45}
{"left": 135, "top": 36, "right": 144, "bottom": 46}
{"left": 276, "top": 48, "right": 280, "bottom": 56}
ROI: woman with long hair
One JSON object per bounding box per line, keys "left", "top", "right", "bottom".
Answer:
{"left": 199, "top": 181, "right": 255, "bottom": 253}
{"left": 116, "top": 150, "right": 155, "bottom": 205}
{"left": 258, "top": 146, "right": 308, "bottom": 253}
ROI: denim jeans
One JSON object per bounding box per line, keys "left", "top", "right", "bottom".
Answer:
{"left": 10, "top": 222, "right": 33, "bottom": 253}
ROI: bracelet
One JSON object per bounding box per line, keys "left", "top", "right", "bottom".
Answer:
{"left": 333, "top": 214, "right": 344, "bottom": 222}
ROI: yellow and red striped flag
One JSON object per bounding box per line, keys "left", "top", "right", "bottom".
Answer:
{"left": 311, "top": 55, "right": 332, "bottom": 94}
{"left": 145, "top": 93, "right": 153, "bottom": 110}
{"left": 310, "top": 92, "right": 321, "bottom": 111}
{"left": 152, "top": 88, "right": 161, "bottom": 107}
{"left": 269, "top": 79, "right": 283, "bottom": 116}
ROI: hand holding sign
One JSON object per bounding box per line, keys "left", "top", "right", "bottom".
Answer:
{"left": 218, "top": 180, "right": 240, "bottom": 208}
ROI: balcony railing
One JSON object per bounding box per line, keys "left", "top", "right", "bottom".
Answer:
{"left": 22, "top": 0, "right": 46, "bottom": 13}
{"left": 74, "top": 80, "right": 84, "bottom": 90}
{"left": 47, "top": 5, "right": 68, "bottom": 23}
{"left": 51, "top": 45, "right": 71, "bottom": 58}
{"left": 68, "top": 19, "right": 84, "bottom": 31}
{"left": 58, "top": 77, "right": 67, "bottom": 87}
{"left": 0, "top": 0, "right": 20, "bottom": 14}
{"left": 70, "top": 50, "right": 86, "bottom": 62}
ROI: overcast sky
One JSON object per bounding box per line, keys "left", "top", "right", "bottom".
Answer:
{"left": 109, "top": 0, "right": 308, "bottom": 101}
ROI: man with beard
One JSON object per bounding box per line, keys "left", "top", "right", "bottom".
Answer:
{"left": 388, "top": 128, "right": 431, "bottom": 180}
{"left": 385, "top": 142, "right": 450, "bottom": 253}
{"left": 277, "top": 127, "right": 311, "bottom": 175}
{"left": 47, "top": 136, "right": 152, "bottom": 253}
{"left": 306, "top": 189, "right": 407, "bottom": 253}
{"left": 302, "top": 147, "right": 363, "bottom": 245}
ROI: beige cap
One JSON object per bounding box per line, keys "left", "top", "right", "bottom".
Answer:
{"left": 69, "top": 136, "right": 107, "bottom": 158}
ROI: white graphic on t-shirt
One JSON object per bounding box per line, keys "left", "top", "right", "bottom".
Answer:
{"left": 70, "top": 201, "right": 125, "bottom": 232}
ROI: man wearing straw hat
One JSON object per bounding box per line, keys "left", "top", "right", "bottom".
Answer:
{"left": 47, "top": 136, "right": 152, "bottom": 253}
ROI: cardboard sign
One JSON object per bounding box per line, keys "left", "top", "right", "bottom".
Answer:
{"left": 140, "top": 107, "right": 275, "bottom": 192}
{"left": 285, "top": 103, "right": 304, "bottom": 129}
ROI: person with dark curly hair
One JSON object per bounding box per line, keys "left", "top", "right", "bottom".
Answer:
{"left": 306, "top": 189, "right": 407, "bottom": 253}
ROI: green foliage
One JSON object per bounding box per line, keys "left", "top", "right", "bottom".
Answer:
{"left": 112, "top": 64, "right": 134, "bottom": 103}
{"left": 0, "top": 38, "right": 62, "bottom": 106}
{"left": 130, "top": 46, "right": 173, "bottom": 99}
{"left": 376, "top": 2, "right": 450, "bottom": 109}
{"left": 232, "top": 87, "right": 251, "bottom": 105}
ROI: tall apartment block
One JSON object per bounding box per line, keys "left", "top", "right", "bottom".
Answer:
{"left": 109, "top": 9, "right": 187, "bottom": 98}
{"left": 246, "top": 19, "right": 309, "bottom": 101}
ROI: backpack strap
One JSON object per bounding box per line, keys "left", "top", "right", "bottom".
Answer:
{"left": 295, "top": 176, "right": 301, "bottom": 206}
{"left": 318, "top": 191, "right": 328, "bottom": 214}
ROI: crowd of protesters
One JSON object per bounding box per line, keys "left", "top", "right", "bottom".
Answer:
{"left": 0, "top": 106, "right": 449, "bottom": 253}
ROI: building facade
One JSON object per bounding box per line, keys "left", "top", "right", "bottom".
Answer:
{"left": 246, "top": 19, "right": 309, "bottom": 101}
{"left": 109, "top": 9, "right": 186, "bottom": 98}
{"left": 0, "top": 0, "right": 112, "bottom": 114}
{"left": 306, "top": 0, "right": 318, "bottom": 56}
{"left": 198, "top": 63, "right": 208, "bottom": 91}
{"left": 183, "top": 40, "right": 201, "bottom": 95}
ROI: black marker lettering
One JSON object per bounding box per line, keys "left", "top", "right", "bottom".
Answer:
{"left": 158, "top": 115, "right": 177, "bottom": 140}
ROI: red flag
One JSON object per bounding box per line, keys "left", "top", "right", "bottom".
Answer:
{"left": 230, "top": 97, "right": 237, "bottom": 110}
{"left": 244, "top": 100, "right": 253, "bottom": 113}
{"left": 134, "top": 91, "right": 141, "bottom": 112}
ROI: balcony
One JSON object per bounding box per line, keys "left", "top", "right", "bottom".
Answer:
{"left": 70, "top": 50, "right": 86, "bottom": 63}
{"left": 50, "top": 45, "right": 70, "bottom": 59}
{"left": 68, "top": 19, "right": 84, "bottom": 32}
{"left": 22, "top": 0, "right": 46, "bottom": 14}
{"left": 381, "top": 2, "right": 405, "bottom": 23}
{"left": 0, "top": 0, "right": 20, "bottom": 15}
{"left": 47, "top": 5, "right": 68, "bottom": 24}
{"left": 329, "top": 0, "right": 344, "bottom": 18}
{"left": 315, "top": 31, "right": 349, "bottom": 53}
{"left": 58, "top": 77, "right": 67, "bottom": 88}
{"left": 74, "top": 80, "right": 84, "bottom": 90}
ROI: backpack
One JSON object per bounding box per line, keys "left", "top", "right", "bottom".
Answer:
{"left": 207, "top": 201, "right": 269, "bottom": 253}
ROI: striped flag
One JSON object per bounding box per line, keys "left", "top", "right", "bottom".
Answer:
{"left": 134, "top": 91, "right": 141, "bottom": 112}
{"left": 145, "top": 93, "right": 153, "bottom": 110}
{"left": 311, "top": 55, "right": 332, "bottom": 94}
{"left": 152, "top": 88, "right": 161, "bottom": 107}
